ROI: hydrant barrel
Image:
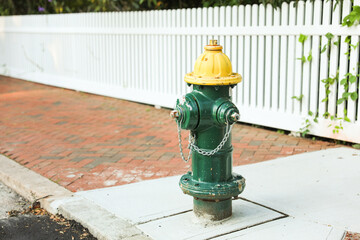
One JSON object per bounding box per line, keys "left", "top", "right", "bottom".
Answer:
{"left": 173, "top": 40, "right": 245, "bottom": 221}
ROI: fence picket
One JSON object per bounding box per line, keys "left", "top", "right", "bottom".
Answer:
{"left": 337, "top": 0, "right": 352, "bottom": 119}
{"left": 301, "top": 0, "right": 313, "bottom": 116}
{"left": 231, "top": 5, "right": 238, "bottom": 76}
{"left": 250, "top": 4, "right": 258, "bottom": 107}
{"left": 236, "top": 5, "right": 245, "bottom": 106}
{"left": 243, "top": 5, "right": 252, "bottom": 107}
{"left": 327, "top": 0, "right": 341, "bottom": 117}
{"left": 264, "top": 4, "right": 273, "bottom": 110}
{"left": 318, "top": 0, "right": 332, "bottom": 117}
{"left": 225, "top": 6, "right": 232, "bottom": 60}
{"left": 186, "top": 8, "right": 192, "bottom": 94}
{"left": 271, "top": 6, "right": 281, "bottom": 111}
{"left": 349, "top": 0, "right": 360, "bottom": 122}
{"left": 309, "top": 0, "right": 321, "bottom": 117}
{"left": 220, "top": 6, "right": 226, "bottom": 53}
{"left": 171, "top": 10, "right": 177, "bottom": 95}
{"left": 279, "top": 2, "right": 289, "bottom": 113}
{"left": 191, "top": 8, "right": 197, "bottom": 71}
{"left": 257, "top": 4, "right": 266, "bottom": 108}
{"left": 294, "top": 1, "right": 305, "bottom": 115}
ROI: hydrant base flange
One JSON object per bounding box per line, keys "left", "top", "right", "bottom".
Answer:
{"left": 179, "top": 172, "right": 245, "bottom": 201}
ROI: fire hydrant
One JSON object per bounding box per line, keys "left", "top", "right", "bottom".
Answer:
{"left": 171, "top": 40, "right": 246, "bottom": 221}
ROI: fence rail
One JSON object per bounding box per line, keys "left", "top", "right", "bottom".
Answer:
{"left": 0, "top": 0, "right": 359, "bottom": 143}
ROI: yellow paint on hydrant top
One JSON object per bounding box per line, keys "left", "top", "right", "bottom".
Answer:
{"left": 184, "top": 40, "right": 242, "bottom": 86}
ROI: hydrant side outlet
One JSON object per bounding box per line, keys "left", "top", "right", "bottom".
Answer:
{"left": 173, "top": 40, "right": 245, "bottom": 221}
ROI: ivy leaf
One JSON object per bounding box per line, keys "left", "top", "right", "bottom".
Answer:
{"left": 297, "top": 56, "right": 306, "bottom": 63}
{"left": 325, "top": 32, "right": 334, "bottom": 40}
{"left": 307, "top": 50, "right": 312, "bottom": 62}
{"left": 344, "top": 116, "right": 351, "bottom": 122}
{"left": 334, "top": 40, "right": 340, "bottom": 46}
{"left": 328, "top": 77, "right": 336, "bottom": 85}
{"left": 320, "top": 45, "right": 327, "bottom": 53}
{"left": 298, "top": 34, "right": 308, "bottom": 44}
{"left": 342, "top": 92, "right": 350, "bottom": 98}
{"left": 345, "top": 36, "right": 351, "bottom": 43}
{"left": 313, "top": 118, "right": 318, "bottom": 123}
{"left": 337, "top": 98, "right": 345, "bottom": 105}
{"left": 342, "top": 6, "right": 360, "bottom": 27}
{"left": 308, "top": 110, "right": 313, "bottom": 116}
{"left": 350, "top": 42, "right": 359, "bottom": 50}
{"left": 350, "top": 92, "right": 358, "bottom": 101}
{"left": 301, "top": 56, "right": 306, "bottom": 63}
{"left": 340, "top": 78, "right": 347, "bottom": 85}
{"left": 349, "top": 75, "right": 357, "bottom": 84}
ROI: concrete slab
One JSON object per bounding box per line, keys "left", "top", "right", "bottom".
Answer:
{"left": 212, "top": 217, "right": 345, "bottom": 240}
{"left": 76, "top": 176, "right": 191, "bottom": 224}
{"left": 137, "top": 199, "right": 285, "bottom": 240}
{"left": 75, "top": 147, "right": 360, "bottom": 239}
{"left": 236, "top": 147, "right": 360, "bottom": 233}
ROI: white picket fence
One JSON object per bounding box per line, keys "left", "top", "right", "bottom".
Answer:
{"left": 0, "top": 0, "right": 360, "bottom": 143}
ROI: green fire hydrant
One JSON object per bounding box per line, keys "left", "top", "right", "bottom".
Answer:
{"left": 171, "top": 40, "right": 246, "bottom": 221}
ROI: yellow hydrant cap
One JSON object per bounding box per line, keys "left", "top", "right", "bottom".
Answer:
{"left": 184, "top": 40, "right": 242, "bottom": 86}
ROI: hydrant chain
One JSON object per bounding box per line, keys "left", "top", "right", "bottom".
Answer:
{"left": 189, "top": 122, "right": 233, "bottom": 156}
{"left": 176, "top": 120, "right": 192, "bottom": 163}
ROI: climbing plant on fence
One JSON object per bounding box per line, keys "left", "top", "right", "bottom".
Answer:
{"left": 295, "top": 2, "right": 360, "bottom": 138}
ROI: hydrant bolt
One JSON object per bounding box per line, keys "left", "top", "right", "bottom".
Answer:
{"left": 170, "top": 110, "right": 180, "bottom": 119}
{"left": 173, "top": 40, "right": 246, "bottom": 221}
{"left": 230, "top": 112, "right": 240, "bottom": 122}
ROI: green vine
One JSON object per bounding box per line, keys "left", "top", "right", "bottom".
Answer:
{"left": 293, "top": 3, "right": 360, "bottom": 138}
{"left": 342, "top": 5, "right": 360, "bottom": 27}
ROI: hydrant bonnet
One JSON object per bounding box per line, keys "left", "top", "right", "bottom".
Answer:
{"left": 184, "top": 40, "right": 242, "bottom": 86}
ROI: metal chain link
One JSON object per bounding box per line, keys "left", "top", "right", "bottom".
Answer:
{"left": 176, "top": 119, "right": 233, "bottom": 162}
{"left": 176, "top": 120, "right": 192, "bottom": 163}
{"left": 189, "top": 123, "right": 233, "bottom": 156}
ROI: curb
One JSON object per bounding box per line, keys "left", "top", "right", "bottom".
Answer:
{"left": 0, "top": 155, "right": 72, "bottom": 214}
{"left": 0, "top": 155, "right": 151, "bottom": 240}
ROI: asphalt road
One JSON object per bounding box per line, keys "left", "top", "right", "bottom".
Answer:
{"left": 0, "top": 182, "right": 28, "bottom": 219}
{"left": 0, "top": 181, "right": 97, "bottom": 240}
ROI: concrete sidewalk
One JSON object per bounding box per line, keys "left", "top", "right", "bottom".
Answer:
{"left": 69, "top": 148, "right": 360, "bottom": 240}
{"left": 1, "top": 148, "right": 359, "bottom": 240}
{"left": 0, "top": 76, "right": 339, "bottom": 192}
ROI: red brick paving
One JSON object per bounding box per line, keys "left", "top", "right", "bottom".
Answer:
{"left": 0, "top": 76, "right": 341, "bottom": 192}
{"left": 344, "top": 231, "right": 360, "bottom": 240}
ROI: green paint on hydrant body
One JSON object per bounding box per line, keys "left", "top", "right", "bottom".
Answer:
{"left": 171, "top": 40, "right": 246, "bottom": 221}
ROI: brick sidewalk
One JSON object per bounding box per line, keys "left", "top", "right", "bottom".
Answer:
{"left": 0, "top": 76, "right": 340, "bottom": 192}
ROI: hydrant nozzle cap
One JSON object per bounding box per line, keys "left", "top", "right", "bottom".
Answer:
{"left": 184, "top": 40, "right": 242, "bottom": 86}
